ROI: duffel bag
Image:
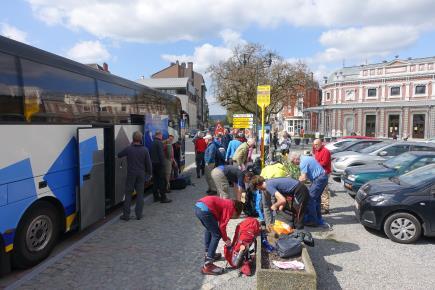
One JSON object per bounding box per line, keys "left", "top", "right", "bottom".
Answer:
{"left": 276, "top": 236, "right": 302, "bottom": 258}
{"left": 170, "top": 177, "right": 187, "bottom": 190}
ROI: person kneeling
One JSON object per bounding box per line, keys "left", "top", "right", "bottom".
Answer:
{"left": 194, "top": 196, "right": 244, "bottom": 275}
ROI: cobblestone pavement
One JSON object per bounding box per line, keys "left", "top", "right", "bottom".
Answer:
{"left": 9, "top": 166, "right": 255, "bottom": 290}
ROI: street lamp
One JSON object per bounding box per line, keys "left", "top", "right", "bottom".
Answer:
{"left": 243, "top": 52, "right": 273, "bottom": 151}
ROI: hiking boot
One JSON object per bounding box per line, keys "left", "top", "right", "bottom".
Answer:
{"left": 201, "top": 263, "right": 224, "bottom": 275}
{"left": 204, "top": 253, "right": 222, "bottom": 261}
{"left": 119, "top": 215, "right": 130, "bottom": 221}
{"left": 160, "top": 199, "right": 172, "bottom": 203}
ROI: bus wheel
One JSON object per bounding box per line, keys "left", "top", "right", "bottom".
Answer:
{"left": 12, "top": 201, "right": 60, "bottom": 269}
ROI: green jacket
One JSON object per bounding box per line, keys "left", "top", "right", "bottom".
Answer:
{"left": 233, "top": 142, "right": 249, "bottom": 165}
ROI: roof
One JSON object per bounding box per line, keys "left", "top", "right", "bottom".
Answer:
{"left": 304, "top": 100, "right": 435, "bottom": 112}
{"left": 326, "top": 56, "right": 435, "bottom": 84}
{"left": 136, "top": 77, "right": 189, "bottom": 89}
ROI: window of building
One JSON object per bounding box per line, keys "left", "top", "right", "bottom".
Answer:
{"left": 390, "top": 86, "right": 401, "bottom": 96}
{"left": 367, "top": 88, "right": 377, "bottom": 98}
{"left": 326, "top": 92, "right": 330, "bottom": 100}
{"left": 412, "top": 114, "right": 425, "bottom": 139}
{"left": 415, "top": 85, "right": 426, "bottom": 95}
{"left": 365, "top": 115, "right": 376, "bottom": 137}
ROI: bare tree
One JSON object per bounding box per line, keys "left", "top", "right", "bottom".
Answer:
{"left": 208, "top": 43, "right": 315, "bottom": 122}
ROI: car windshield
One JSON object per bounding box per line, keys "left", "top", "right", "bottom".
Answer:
{"left": 360, "top": 142, "right": 389, "bottom": 153}
{"left": 383, "top": 152, "right": 415, "bottom": 170}
{"left": 398, "top": 164, "right": 435, "bottom": 186}
{"left": 334, "top": 140, "right": 354, "bottom": 147}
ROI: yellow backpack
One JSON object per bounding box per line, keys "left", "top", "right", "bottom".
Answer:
{"left": 260, "top": 163, "right": 288, "bottom": 179}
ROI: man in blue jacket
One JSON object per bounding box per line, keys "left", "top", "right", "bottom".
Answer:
{"left": 225, "top": 137, "right": 242, "bottom": 164}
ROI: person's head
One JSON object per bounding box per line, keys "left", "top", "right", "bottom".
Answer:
{"left": 247, "top": 138, "right": 255, "bottom": 147}
{"left": 290, "top": 152, "right": 301, "bottom": 165}
{"left": 198, "top": 131, "right": 204, "bottom": 138}
{"left": 225, "top": 128, "right": 230, "bottom": 134}
{"left": 132, "top": 131, "right": 143, "bottom": 144}
{"left": 242, "top": 169, "right": 255, "bottom": 184}
{"left": 250, "top": 175, "right": 266, "bottom": 190}
{"left": 204, "top": 134, "right": 213, "bottom": 144}
{"left": 168, "top": 134, "right": 174, "bottom": 143}
{"left": 155, "top": 130, "right": 162, "bottom": 140}
{"left": 232, "top": 200, "right": 244, "bottom": 219}
{"left": 266, "top": 129, "right": 270, "bottom": 134}
{"left": 313, "top": 139, "right": 322, "bottom": 151}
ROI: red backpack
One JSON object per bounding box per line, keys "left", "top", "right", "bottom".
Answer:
{"left": 224, "top": 217, "right": 261, "bottom": 274}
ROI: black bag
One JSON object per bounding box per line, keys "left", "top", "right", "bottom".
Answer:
{"left": 276, "top": 236, "right": 302, "bottom": 258}
{"left": 288, "top": 230, "right": 314, "bottom": 247}
{"left": 170, "top": 177, "right": 187, "bottom": 190}
{"left": 243, "top": 187, "right": 258, "bottom": 217}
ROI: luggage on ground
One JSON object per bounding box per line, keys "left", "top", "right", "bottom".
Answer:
{"left": 276, "top": 236, "right": 302, "bottom": 258}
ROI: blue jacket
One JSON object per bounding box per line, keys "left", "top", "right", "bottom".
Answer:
{"left": 225, "top": 139, "right": 242, "bottom": 161}
{"left": 205, "top": 140, "right": 225, "bottom": 165}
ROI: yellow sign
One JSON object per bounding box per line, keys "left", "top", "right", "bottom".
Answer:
{"left": 257, "top": 85, "right": 271, "bottom": 107}
{"left": 233, "top": 113, "right": 253, "bottom": 129}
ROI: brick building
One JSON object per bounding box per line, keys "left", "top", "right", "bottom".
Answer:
{"left": 306, "top": 57, "right": 435, "bottom": 139}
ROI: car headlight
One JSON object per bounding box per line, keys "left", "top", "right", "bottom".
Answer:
{"left": 369, "top": 195, "right": 385, "bottom": 203}
{"left": 347, "top": 174, "right": 356, "bottom": 182}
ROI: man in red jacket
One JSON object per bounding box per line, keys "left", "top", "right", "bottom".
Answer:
{"left": 313, "top": 139, "right": 331, "bottom": 214}
{"left": 194, "top": 196, "right": 244, "bottom": 275}
{"left": 194, "top": 132, "right": 207, "bottom": 178}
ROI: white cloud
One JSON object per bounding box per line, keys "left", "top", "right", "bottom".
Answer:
{"left": 26, "top": 0, "right": 435, "bottom": 43}
{"left": 66, "top": 40, "right": 110, "bottom": 64}
{"left": 0, "top": 23, "right": 28, "bottom": 43}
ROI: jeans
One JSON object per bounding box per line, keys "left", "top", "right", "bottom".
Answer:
{"left": 195, "top": 206, "right": 221, "bottom": 259}
{"left": 305, "top": 174, "right": 328, "bottom": 225}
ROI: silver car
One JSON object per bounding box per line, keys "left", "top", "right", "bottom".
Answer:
{"left": 332, "top": 141, "right": 435, "bottom": 176}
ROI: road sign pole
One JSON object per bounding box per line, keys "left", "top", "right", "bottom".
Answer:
{"left": 261, "top": 104, "right": 265, "bottom": 168}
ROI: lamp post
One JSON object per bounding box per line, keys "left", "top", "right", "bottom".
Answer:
{"left": 243, "top": 52, "right": 272, "bottom": 152}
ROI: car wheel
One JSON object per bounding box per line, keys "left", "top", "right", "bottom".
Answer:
{"left": 383, "top": 212, "right": 421, "bottom": 244}
{"left": 12, "top": 201, "right": 60, "bottom": 268}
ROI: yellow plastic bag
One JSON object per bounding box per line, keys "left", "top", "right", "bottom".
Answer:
{"left": 272, "top": 220, "right": 294, "bottom": 235}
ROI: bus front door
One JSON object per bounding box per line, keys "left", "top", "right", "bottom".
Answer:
{"left": 77, "top": 127, "right": 106, "bottom": 230}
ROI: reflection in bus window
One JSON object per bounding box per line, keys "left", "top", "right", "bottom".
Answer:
{"left": 0, "top": 52, "right": 23, "bottom": 121}
{"left": 97, "top": 80, "right": 136, "bottom": 123}
{"left": 21, "top": 59, "right": 98, "bottom": 123}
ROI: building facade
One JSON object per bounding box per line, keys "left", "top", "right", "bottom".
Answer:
{"left": 142, "top": 61, "right": 208, "bottom": 130}
{"left": 306, "top": 57, "right": 435, "bottom": 139}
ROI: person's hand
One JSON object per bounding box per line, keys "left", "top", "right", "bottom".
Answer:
{"left": 271, "top": 204, "right": 278, "bottom": 211}
{"left": 278, "top": 205, "right": 284, "bottom": 211}
{"left": 225, "top": 239, "right": 232, "bottom": 247}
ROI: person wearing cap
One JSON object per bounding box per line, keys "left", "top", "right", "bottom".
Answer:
{"left": 204, "top": 134, "right": 221, "bottom": 194}
{"left": 210, "top": 164, "right": 251, "bottom": 201}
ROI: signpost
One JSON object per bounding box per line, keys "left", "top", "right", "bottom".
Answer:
{"left": 233, "top": 113, "right": 253, "bottom": 129}
{"left": 257, "top": 85, "right": 271, "bottom": 168}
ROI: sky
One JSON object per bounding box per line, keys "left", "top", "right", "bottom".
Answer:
{"left": 2, "top": 0, "right": 435, "bottom": 114}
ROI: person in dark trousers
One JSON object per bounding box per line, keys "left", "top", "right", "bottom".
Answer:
{"left": 194, "top": 132, "right": 207, "bottom": 178}
{"left": 150, "top": 130, "right": 172, "bottom": 203}
{"left": 272, "top": 130, "right": 279, "bottom": 150}
{"left": 221, "top": 128, "right": 232, "bottom": 151}
{"left": 251, "top": 176, "right": 309, "bottom": 229}
{"left": 117, "top": 131, "right": 152, "bottom": 221}
{"left": 194, "top": 196, "right": 244, "bottom": 275}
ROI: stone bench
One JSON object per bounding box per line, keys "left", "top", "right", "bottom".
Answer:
{"left": 256, "top": 236, "right": 317, "bottom": 290}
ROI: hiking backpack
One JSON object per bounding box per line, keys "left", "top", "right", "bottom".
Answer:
{"left": 224, "top": 217, "right": 261, "bottom": 275}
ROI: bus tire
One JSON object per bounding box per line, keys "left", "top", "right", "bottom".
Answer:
{"left": 12, "top": 201, "right": 60, "bottom": 269}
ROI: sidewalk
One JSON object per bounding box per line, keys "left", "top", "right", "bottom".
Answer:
{"left": 9, "top": 168, "right": 255, "bottom": 290}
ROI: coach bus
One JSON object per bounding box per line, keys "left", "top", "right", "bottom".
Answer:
{"left": 0, "top": 36, "right": 184, "bottom": 272}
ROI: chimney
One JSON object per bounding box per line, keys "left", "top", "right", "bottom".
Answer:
{"left": 181, "top": 62, "right": 186, "bottom": 69}
{"left": 188, "top": 62, "right": 193, "bottom": 70}
{"left": 103, "top": 62, "right": 109, "bottom": 72}
{"left": 170, "top": 62, "right": 175, "bottom": 66}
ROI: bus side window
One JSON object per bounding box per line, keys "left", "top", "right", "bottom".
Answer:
{"left": 0, "top": 52, "right": 23, "bottom": 121}
{"left": 20, "top": 59, "right": 98, "bottom": 123}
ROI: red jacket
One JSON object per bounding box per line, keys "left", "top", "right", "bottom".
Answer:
{"left": 195, "top": 138, "right": 207, "bottom": 153}
{"left": 314, "top": 145, "right": 331, "bottom": 174}
{"left": 198, "top": 196, "right": 234, "bottom": 241}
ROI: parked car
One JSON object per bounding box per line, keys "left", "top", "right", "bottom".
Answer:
{"left": 332, "top": 141, "right": 392, "bottom": 160}
{"left": 342, "top": 151, "right": 435, "bottom": 195}
{"left": 332, "top": 141, "right": 435, "bottom": 176}
{"left": 329, "top": 139, "right": 383, "bottom": 154}
{"left": 354, "top": 163, "right": 435, "bottom": 243}
{"left": 341, "top": 136, "right": 377, "bottom": 140}
{"left": 325, "top": 139, "right": 356, "bottom": 152}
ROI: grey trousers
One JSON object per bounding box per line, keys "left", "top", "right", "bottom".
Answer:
{"left": 211, "top": 168, "right": 230, "bottom": 199}
{"left": 123, "top": 173, "right": 145, "bottom": 218}
{"left": 205, "top": 163, "right": 216, "bottom": 192}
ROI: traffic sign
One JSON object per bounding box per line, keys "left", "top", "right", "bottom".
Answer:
{"left": 257, "top": 85, "right": 271, "bottom": 107}
{"left": 233, "top": 113, "right": 253, "bottom": 129}
{"left": 233, "top": 113, "right": 253, "bottom": 118}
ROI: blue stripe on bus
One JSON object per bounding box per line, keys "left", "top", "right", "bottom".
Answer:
{"left": 0, "top": 184, "right": 6, "bottom": 206}
{"left": 78, "top": 136, "right": 98, "bottom": 187}
{"left": 44, "top": 137, "right": 77, "bottom": 216}
{"left": 3, "top": 230, "right": 15, "bottom": 246}
{"left": 0, "top": 159, "right": 37, "bottom": 204}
